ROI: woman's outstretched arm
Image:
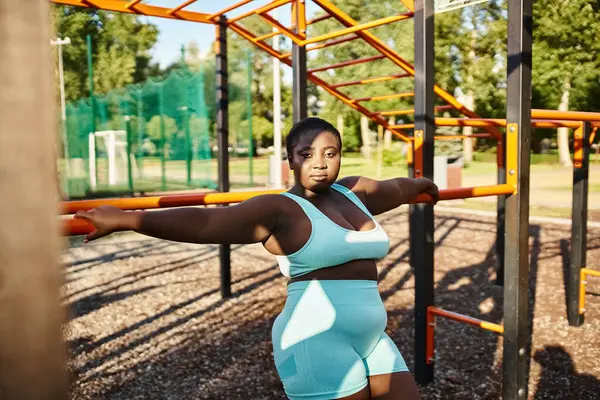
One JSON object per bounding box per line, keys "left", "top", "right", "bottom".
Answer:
{"left": 74, "top": 194, "right": 282, "bottom": 244}
{"left": 337, "top": 176, "right": 439, "bottom": 215}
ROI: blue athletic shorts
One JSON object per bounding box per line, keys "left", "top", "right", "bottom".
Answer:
{"left": 271, "top": 280, "right": 409, "bottom": 399}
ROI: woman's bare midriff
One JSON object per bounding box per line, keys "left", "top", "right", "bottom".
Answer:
{"left": 287, "top": 259, "right": 378, "bottom": 285}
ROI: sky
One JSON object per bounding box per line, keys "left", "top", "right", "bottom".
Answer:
{"left": 141, "top": 0, "right": 321, "bottom": 69}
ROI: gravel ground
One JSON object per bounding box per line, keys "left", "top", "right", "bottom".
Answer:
{"left": 62, "top": 208, "right": 600, "bottom": 399}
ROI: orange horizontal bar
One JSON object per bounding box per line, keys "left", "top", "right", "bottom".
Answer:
{"left": 353, "top": 92, "right": 414, "bottom": 103}
{"left": 229, "top": 21, "right": 290, "bottom": 60}
{"left": 51, "top": 0, "right": 213, "bottom": 23}
{"left": 211, "top": 0, "right": 253, "bottom": 20}
{"left": 61, "top": 189, "right": 286, "bottom": 215}
{"left": 62, "top": 184, "right": 514, "bottom": 236}
{"left": 435, "top": 134, "right": 492, "bottom": 140}
{"left": 279, "top": 34, "right": 359, "bottom": 58}
{"left": 429, "top": 307, "right": 504, "bottom": 334}
{"left": 376, "top": 105, "right": 453, "bottom": 116}
{"left": 330, "top": 73, "right": 409, "bottom": 89}
{"left": 391, "top": 118, "right": 587, "bottom": 129}
{"left": 532, "top": 109, "right": 600, "bottom": 122}
{"left": 308, "top": 54, "right": 385, "bottom": 73}
{"left": 302, "top": 12, "right": 414, "bottom": 45}
{"left": 306, "top": 13, "right": 332, "bottom": 25}
{"left": 167, "top": 0, "right": 197, "bottom": 15}
{"left": 583, "top": 268, "right": 600, "bottom": 278}
{"left": 254, "top": 30, "right": 281, "bottom": 42}
{"left": 411, "top": 184, "right": 515, "bottom": 203}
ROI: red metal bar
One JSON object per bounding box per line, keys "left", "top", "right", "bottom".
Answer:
{"left": 302, "top": 12, "right": 414, "bottom": 45}
{"left": 280, "top": 34, "right": 359, "bottom": 58}
{"left": 312, "top": 0, "right": 504, "bottom": 140}
{"left": 429, "top": 306, "right": 504, "bottom": 334}
{"left": 308, "top": 54, "right": 385, "bottom": 73}
{"left": 306, "top": 13, "right": 332, "bottom": 25}
{"left": 426, "top": 306, "right": 435, "bottom": 365}
{"left": 330, "top": 73, "right": 410, "bottom": 89}
{"left": 227, "top": 21, "right": 411, "bottom": 141}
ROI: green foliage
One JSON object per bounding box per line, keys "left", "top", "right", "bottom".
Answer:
{"left": 51, "top": 5, "right": 159, "bottom": 100}
{"left": 145, "top": 115, "right": 178, "bottom": 143}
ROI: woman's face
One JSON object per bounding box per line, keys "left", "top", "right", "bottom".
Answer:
{"left": 289, "top": 130, "right": 341, "bottom": 193}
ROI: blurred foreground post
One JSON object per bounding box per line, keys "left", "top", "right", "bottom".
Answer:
{"left": 0, "top": 1, "right": 68, "bottom": 398}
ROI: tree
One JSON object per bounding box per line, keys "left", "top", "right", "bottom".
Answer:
{"left": 51, "top": 5, "right": 159, "bottom": 101}
{"left": 532, "top": 0, "right": 600, "bottom": 165}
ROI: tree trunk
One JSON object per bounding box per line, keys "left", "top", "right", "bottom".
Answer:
{"left": 462, "top": 93, "right": 474, "bottom": 162}
{"left": 384, "top": 117, "right": 393, "bottom": 149}
{"left": 557, "top": 80, "right": 572, "bottom": 166}
{"left": 337, "top": 114, "right": 344, "bottom": 140}
{"left": 0, "top": 1, "right": 68, "bottom": 398}
{"left": 360, "top": 115, "right": 371, "bottom": 159}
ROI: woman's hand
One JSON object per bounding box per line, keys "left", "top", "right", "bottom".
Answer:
{"left": 74, "top": 205, "right": 137, "bottom": 243}
{"left": 417, "top": 178, "right": 440, "bottom": 205}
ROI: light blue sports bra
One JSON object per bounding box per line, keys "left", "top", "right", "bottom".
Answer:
{"left": 276, "top": 183, "right": 390, "bottom": 278}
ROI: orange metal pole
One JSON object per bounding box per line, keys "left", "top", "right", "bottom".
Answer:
{"left": 51, "top": 0, "right": 214, "bottom": 23}
{"left": 411, "top": 184, "right": 515, "bottom": 203}
{"left": 308, "top": 55, "right": 385, "bottom": 73}
{"left": 58, "top": 0, "right": 211, "bottom": 20}
{"left": 428, "top": 306, "right": 504, "bottom": 334}
{"left": 312, "top": 0, "right": 503, "bottom": 140}
{"left": 330, "top": 73, "right": 410, "bottom": 89}
{"left": 61, "top": 189, "right": 286, "bottom": 215}
{"left": 302, "top": 12, "right": 414, "bottom": 45}
{"left": 375, "top": 105, "right": 452, "bottom": 116}
{"left": 353, "top": 92, "right": 414, "bottom": 103}
{"left": 210, "top": 0, "right": 253, "bottom": 21}
{"left": 590, "top": 127, "right": 597, "bottom": 144}
{"left": 62, "top": 182, "right": 516, "bottom": 236}
{"left": 255, "top": 0, "right": 293, "bottom": 14}
{"left": 390, "top": 118, "right": 586, "bottom": 129}
{"left": 167, "top": 0, "right": 198, "bottom": 15}
{"left": 254, "top": 30, "right": 281, "bottom": 43}
{"left": 413, "top": 130, "right": 423, "bottom": 178}
{"left": 227, "top": 21, "right": 410, "bottom": 141}
{"left": 532, "top": 109, "right": 600, "bottom": 122}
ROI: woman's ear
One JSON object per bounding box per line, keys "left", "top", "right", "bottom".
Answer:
{"left": 287, "top": 154, "right": 294, "bottom": 170}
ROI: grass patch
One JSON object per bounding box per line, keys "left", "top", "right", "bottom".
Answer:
{"left": 443, "top": 199, "right": 580, "bottom": 220}
{"left": 548, "top": 183, "right": 600, "bottom": 192}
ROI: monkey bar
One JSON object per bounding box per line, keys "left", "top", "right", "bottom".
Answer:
{"left": 50, "top": 0, "right": 496, "bottom": 141}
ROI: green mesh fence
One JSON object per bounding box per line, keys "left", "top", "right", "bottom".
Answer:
{"left": 60, "top": 58, "right": 254, "bottom": 199}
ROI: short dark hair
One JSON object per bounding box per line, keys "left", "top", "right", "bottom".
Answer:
{"left": 285, "top": 117, "right": 342, "bottom": 158}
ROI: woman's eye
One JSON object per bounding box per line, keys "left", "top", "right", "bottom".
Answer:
{"left": 301, "top": 153, "right": 311, "bottom": 158}
{"left": 326, "top": 152, "right": 337, "bottom": 157}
